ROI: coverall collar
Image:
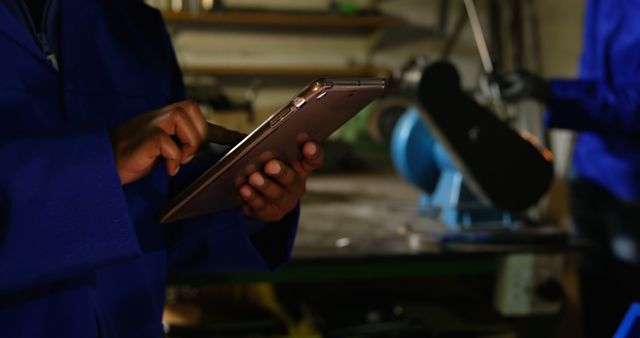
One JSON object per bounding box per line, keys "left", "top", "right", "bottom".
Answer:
{"left": 0, "top": 1, "right": 45, "bottom": 60}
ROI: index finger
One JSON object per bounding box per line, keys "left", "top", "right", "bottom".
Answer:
{"left": 179, "top": 100, "right": 208, "bottom": 141}
{"left": 155, "top": 107, "right": 202, "bottom": 164}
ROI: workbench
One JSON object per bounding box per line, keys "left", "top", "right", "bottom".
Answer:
{"left": 166, "top": 174, "right": 581, "bottom": 338}
{"left": 171, "top": 173, "right": 576, "bottom": 284}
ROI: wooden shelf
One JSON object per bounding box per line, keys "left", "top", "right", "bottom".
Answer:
{"left": 181, "top": 65, "right": 391, "bottom": 78}
{"left": 168, "top": 11, "right": 398, "bottom": 79}
{"left": 163, "top": 11, "right": 403, "bottom": 29}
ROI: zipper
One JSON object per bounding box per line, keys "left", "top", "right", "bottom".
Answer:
{"left": 40, "top": 0, "right": 59, "bottom": 72}
{"left": 17, "top": 0, "right": 58, "bottom": 72}
{"left": 38, "top": 32, "right": 59, "bottom": 71}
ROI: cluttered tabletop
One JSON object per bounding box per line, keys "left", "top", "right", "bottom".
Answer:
{"left": 170, "top": 173, "right": 578, "bottom": 284}
{"left": 294, "top": 173, "right": 574, "bottom": 259}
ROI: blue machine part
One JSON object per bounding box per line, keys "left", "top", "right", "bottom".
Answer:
{"left": 614, "top": 303, "right": 640, "bottom": 338}
{"left": 391, "top": 107, "right": 518, "bottom": 231}
{"left": 391, "top": 107, "right": 440, "bottom": 194}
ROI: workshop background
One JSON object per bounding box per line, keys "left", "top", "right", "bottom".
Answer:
{"left": 145, "top": 0, "right": 590, "bottom": 337}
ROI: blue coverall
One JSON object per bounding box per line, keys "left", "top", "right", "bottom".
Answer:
{"left": 0, "top": 1, "right": 298, "bottom": 337}
{"left": 545, "top": 0, "right": 640, "bottom": 336}
{"left": 546, "top": 0, "right": 640, "bottom": 203}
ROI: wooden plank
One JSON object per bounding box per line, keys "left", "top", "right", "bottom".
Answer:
{"left": 181, "top": 65, "right": 391, "bottom": 77}
{"left": 163, "top": 11, "right": 403, "bottom": 29}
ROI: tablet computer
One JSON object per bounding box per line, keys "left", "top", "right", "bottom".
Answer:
{"left": 159, "top": 78, "right": 386, "bottom": 223}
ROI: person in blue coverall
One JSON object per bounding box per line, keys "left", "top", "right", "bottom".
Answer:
{"left": 498, "top": 0, "right": 640, "bottom": 336}
{"left": 0, "top": 0, "right": 325, "bottom": 337}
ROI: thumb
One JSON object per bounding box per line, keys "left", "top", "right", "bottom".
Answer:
{"left": 206, "top": 122, "right": 247, "bottom": 146}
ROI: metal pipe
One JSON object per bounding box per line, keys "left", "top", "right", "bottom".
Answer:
{"left": 463, "top": 0, "right": 508, "bottom": 119}
{"left": 464, "top": 0, "right": 494, "bottom": 74}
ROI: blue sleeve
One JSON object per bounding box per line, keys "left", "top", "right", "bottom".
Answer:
{"left": 167, "top": 207, "right": 299, "bottom": 273}
{"left": 545, "top": 79, "right": 640, "bottom": 138}
{"left": 0, "top": 123, "right": 140, "bottom": 295}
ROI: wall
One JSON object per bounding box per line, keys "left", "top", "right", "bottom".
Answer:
{"left": 157, "top": 0, "right": 485, "bottom": 131}
{"left": 157, "top": 0, "right": 584, "bottom": 127}
{"left": 150, "top": 0, "right": 586, "bottom": 220}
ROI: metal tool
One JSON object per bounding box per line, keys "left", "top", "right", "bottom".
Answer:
{"left": 463, "top": 0, "right": 508, "bottom": 119}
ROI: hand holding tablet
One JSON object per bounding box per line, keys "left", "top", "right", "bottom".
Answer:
{"left": 159, "top": 78, "right": 386, "bottom": 223}
{"left": 238, "top": 140, "right": 324, "bottom": 222}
